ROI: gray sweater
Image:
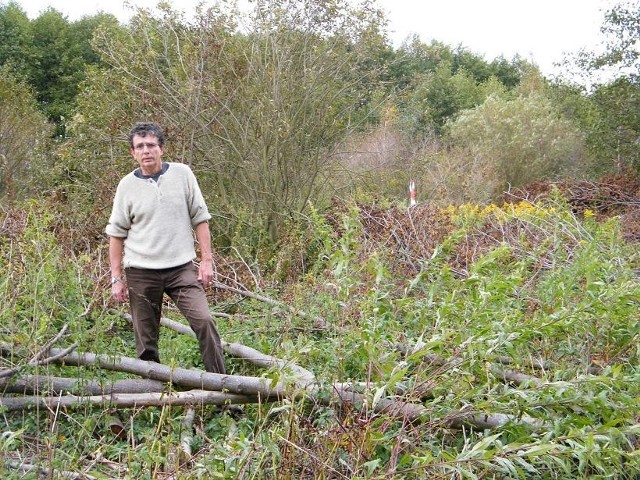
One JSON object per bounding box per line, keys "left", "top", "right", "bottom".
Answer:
{"left": 106, "top": 162, "right": 212, "bottom": 269}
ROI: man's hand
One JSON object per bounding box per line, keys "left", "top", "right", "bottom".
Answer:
{"left": 194, "top": 222, "right": 215, "bottom": 287}
{"left": 111, "top": 279, "right": 128, "bottom": 303}
{"left": 109, "top": 236, "right": 127, "bottom": 303}
{"left": 198, "top": 258, "right": 214, "bottom": 286}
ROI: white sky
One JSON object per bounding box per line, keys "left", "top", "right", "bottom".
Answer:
{"left": 14, "top": 0, "right": 614, "bottom": 77}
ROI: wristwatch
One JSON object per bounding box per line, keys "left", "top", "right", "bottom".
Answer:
{"left": 111, "top": 275, "right": 123, "bottom": 285}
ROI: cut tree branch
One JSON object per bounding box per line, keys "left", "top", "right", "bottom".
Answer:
{"left": 0, "top": 389, "right": 257, "bottom": 412}
{"left": 1, "top": 326, "right": 549, "bottom": 431}
{"left": 118, "top": 311, "right": 317, "bottom": 388}
{"left": 49, "top": 348, "right": 290, "bottom": 397}
{"left": 1, "top": 374, "right": 166, "bottom": 396}
{"left": 0, "top": 324, "right": 73, "bottom": 379}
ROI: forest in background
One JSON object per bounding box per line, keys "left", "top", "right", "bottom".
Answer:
{"left": 1, "top": 0, "right": 639, "bottom": 478}
{"left": 0, "top": 0, "right": 638, "bottom": 249}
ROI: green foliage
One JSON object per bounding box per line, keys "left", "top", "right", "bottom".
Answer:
{"left": 447, "top": 87, "right": 587, "bottom": 195}
{"left": 0, "top": 3, "right": 118, "bottom": 136}
{"left": 1, "top": 0, "right": 637, "bottom": 231}
{"left": 399, "top": 64, "right": 481, "bottom": 137}
{"left": 588, "top": 77, "right": 640, "bottom": 172}
{"left": 2, "top": 1, "right": 640, "bottom": 474}
{"left": 2, "top": 194, "right": 640, "bottom": 478}
{"left": 389, "top": 37, "right": 528, "bottom": 137}
{"left": 0, "top": 66, "right": 52, "bottom": 203}
{"left": 0, "top": 2, "right": 33, "bottom": 74}
{"left": 390, "top": 37, "right": 527, "bottom": 93}
{"left": 397, "top": 60, "right": 511, "bottom": 138}
{"left": 72, "top": 0, "right": 390, "bottom": 248}
{"left": 0, "top": 201, "right": 104, "bottom": 345}
{"left": 592, "top": 0, "right": 640, "bottom": 77}
{"left": 28, "top": 9, "right": 119, "bottom": 135}
{"left": 565, "top": 1, "right": 640, "bottom": 173}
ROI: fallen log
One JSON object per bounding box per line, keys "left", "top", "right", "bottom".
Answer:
{"left": 222, "top": 340, "right": 316, "bottom": 387}
{"left": 0, "top": 379, "right": 544, "bottom": 431}
{"left": 0, "top": 374, "right": 166, "bottom": 396}
{"left": 488, "top": 365, "right": 543, "bottom": 387}
{"left": 118, "top": 312, "right": 317, "bottom": 388}
{"left": 327, "top": 382, "right": 544, "bottom": 429}
{"left": 0, "top": 389, "right": 257, "bottom": 412}
{"left": 330, "top": 383, "right": 427, "bottom": 421}
{"left": 48, "top": 348, "right": 290, "bottom": 398}
{"left": 4, "top": 459, "right": 97, "bottom": 480}
{"left": 448, "top": 411, "right": 544, "bottom": 430}
{"left": 179, "top": 407, "right": 196, "bottom": 462}
{"left": 104, "top": 413, "right": 128, "bottom": 441}
{"left": 0, "top": 352, "right": 545, "bottom": 431}
{"left": 1, "top": 333, "right": 547, "bottom": 431}
{"left": 392, "top": 344, "right": 552, "bottom": 389}
{"left": 1, "top": 382, "right": 426, "bottom": 421}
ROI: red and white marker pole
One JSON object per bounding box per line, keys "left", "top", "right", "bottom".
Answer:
{"left": 409, "top": 180, "right": 416, "bottom": 207}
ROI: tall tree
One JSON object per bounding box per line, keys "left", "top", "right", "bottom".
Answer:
{"left": 570, "top": 1, "right": 640, "bottom": 171}
{"left": 593, "top": 0, "right": 640, "bottom": 79}
{"left": 27, "top": 9, "right": 70, "bottom": 133}
{"left": 389, "top": 37, "right": 528, "bottom": 138}
{"left": 589, "top": 77, "right": 640, "bottom": 171}
{"left": 0, "top": 2, "right": 33, "bottom": 75}
{"left": 216, "top": 0, "right": 387, "bottom": 243}
{"left": 2, "top": 7, "right": 119, "bottom": 137}
{"left": 29, "top": 8, "right": 118, "bottom": 137}
{"left": 398, "top": 63, "right": 506, "bottom": 138}
{"left": 78, "top": 0, "right": 387, "bottom": 247}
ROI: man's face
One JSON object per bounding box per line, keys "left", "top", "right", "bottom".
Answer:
{"left": 130, "top": 133, "right": 164, "bottom": 175}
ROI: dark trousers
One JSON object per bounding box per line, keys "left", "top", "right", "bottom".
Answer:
{"left": 125, "top": 262, "right": 226, "bottom": 374}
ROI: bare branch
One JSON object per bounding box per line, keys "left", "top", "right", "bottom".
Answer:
{"left": 0, "top": 389, "right": 257, "bottom": 412}
{"left": 116, "top": 311, "right": 317, "bottom": 387}
{"left": 1, "top": 374, "right": 166, "bottom": 396}
{"left": 0, "top": 324, "right": 72, "bottom": 379}
{"left": 48, "top": 348, "right": 291, "bottom": 397}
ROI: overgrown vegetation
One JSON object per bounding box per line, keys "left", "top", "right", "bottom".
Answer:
{"left": 1, "top": 0, "right": 640, "bottom": 477}
{"left": 1, "top": 179, "right": 639, "bottom": 478}
{"left": 3, "top": 0, "right": 639, "bottom": 248}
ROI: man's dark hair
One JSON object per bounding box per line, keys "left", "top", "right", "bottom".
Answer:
{"left": 129, "top": 122, "right": 165, "bottom": 148}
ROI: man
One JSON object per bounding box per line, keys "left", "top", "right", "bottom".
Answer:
{"left": 106, "top": 122, "right": 225, "bottom": 374}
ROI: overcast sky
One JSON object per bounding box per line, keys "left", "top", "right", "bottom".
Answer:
{"left": 15, "top": 0, "right": 615, "bottom": 77}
